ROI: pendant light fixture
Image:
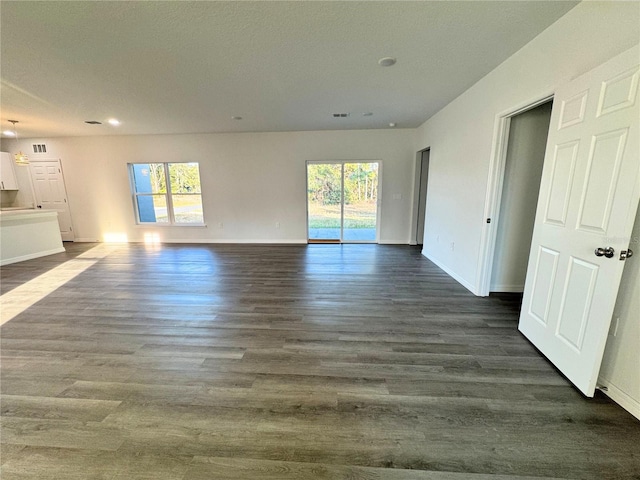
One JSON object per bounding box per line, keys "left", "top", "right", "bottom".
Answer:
{"left": 8, "top": 120, "right": 29, "bottom": 166}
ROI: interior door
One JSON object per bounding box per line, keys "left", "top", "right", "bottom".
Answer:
{"left": 519, "top": 46, "right": 639, "bottom": 396}
{"left": 30, "top": 160, "right": 75, "bottom": 241}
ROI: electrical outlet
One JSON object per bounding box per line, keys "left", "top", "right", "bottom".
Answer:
{"left": 276, "top": 222, "right": 280, "bottom": 229}
{"left": 450, "top": 242, "right": 455, "bottom": 251}
{"left": 218, "top": 222, "right": 224, "bottom": 229}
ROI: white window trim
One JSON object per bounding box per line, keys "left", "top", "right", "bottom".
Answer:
{"left": 129, "top": 162, "right": 206, "bottom": 226}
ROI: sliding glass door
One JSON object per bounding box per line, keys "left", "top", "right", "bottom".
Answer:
{"left": 343, "top": 162, "right": 378, "bottom": 241}
{"left": 307, "top": 161, "right": 379, "bottom": 243}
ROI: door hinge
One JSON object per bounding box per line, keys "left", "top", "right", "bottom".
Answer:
{"left": 64, "top": 198, "right": 67, "bottom": 203}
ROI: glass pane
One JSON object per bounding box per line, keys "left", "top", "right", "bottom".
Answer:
{"left": 132, "top": 164, "right": 166, "bottom": 194}
{"left": 343, "top": 163, "right": 378, "bottom": 241}
{"left": 307, "top": 163, "right": 342, "bottom": 240}
{"left": 137, "top": 195, "right": 168, "bottom": 223}
{"left": 169, "top": 163, "right": 202, "bottom": 194}
{"left": 172, "top": 194, "right": 204, "bottom": 223}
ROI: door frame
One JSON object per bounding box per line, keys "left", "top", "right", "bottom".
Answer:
{"left": 28, "top": 158, "right": 75, "bottom": 242}
{"left": 305, "top": 159, "right": 382, "bottom": 244}
{"left": 476, "top": 92, "right": 554, "bottom": 296}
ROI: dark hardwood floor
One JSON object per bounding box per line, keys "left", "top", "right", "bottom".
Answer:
{"left": 1, "top": 243, "right": 639, "bottom": 479}
{"left": 0, "top": 242, "right": 96, "bottom": 296}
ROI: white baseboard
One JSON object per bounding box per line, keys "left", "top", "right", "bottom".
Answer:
{"left": 0, "top": 247, "right": 66, "bottom": 266}
{"left": 597, "top": 377, "right": 640, "bottom": 421}
{"left": 489, "top": 284, "right": 524, "bottom": 293}
{"left": 76, "top": 238, "right": 411, "bottom": 245}
{"left": 75, "top": 238, "right": 309, "bottom": 244}
{"left": 422, "top": 250, "right": 476, "bottom": 294}
{"left": 163, "top": 239, "right": 309, "bottom": 244}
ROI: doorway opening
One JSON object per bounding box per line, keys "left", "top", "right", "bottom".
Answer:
{"left": 490, "top": 101, "right": 553, "bottom": 293}
{"left": 306, "top": 161, "right": 380, "bottom": 243}
{"left": 477, "top": 95, "right": 553, "bottom": 295}
{"left": 414, "top": 149, "right": 430, "bottom": 246}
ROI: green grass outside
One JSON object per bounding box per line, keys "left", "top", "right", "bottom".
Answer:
{"left": 308, "top": 202, "right": 377, "bottom": 229}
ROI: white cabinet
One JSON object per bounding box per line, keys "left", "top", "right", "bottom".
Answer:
{"left": 0, "top": 152, "right": 19, "bottom": 190}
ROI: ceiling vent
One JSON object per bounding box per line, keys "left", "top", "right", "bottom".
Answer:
{"left": 32, "top": 144, "right": 47, "bottom": 154}
{"left": 332, "top": 113, "right": 350, "bottom": 118}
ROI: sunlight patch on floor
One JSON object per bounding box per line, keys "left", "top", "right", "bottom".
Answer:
{"left": 0, "top": 244, "right": 117, "bottom": 326}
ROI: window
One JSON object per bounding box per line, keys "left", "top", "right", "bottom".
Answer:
{"left": 129, "top": 163, "right": 204, "bottom": 224}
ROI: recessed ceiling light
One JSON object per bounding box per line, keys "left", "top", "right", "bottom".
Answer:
{"left": 85, "top": 120, "right": 102, "bottom": 125}
{"left": 378, "top": 57, "right": 397, "bottom": 67}
{"left": 389, "top": 122, "right": 396, "bottom": 128}
{"left": 107, "top": 118, "right": 120, "bottom": 126}
{"left": 3, "top": 130, "right": 16, "bottom": 136}
{"left": 232, "top": 116, "right": 243, "bottom": 120}
{"left": 362, "top": 112, "right": 373, "bottom": 117}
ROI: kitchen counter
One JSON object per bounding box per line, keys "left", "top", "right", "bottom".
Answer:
{"left": 1, "top": 207, "right": 48, "bottom": 216}
{"left": 0, "top": 209, "right": 65, "bottom": 265}
{"left": 1, "top": 206, "right": 32, "bottom": 211}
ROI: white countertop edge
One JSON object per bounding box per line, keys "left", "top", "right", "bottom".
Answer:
{"left": 0, "top": 209, "right": 59, "bottom": 222}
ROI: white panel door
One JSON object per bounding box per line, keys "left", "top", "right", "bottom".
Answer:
{"left": 519, "top": 46, "right": 640, "bottom": 397}
{"left": 30, "top": 160, "right": 75, "bottom": 241}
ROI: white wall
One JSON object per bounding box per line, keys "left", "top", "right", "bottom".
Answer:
{"left": 598, "top": 203, "right": 640, "bottom": 420}
{"left": 490, "top": 102, "right": 551, "bottom": 292}
{"left": 414, "top": 1, "right": 640, "bottom": 294}
{"left": 2, "top": 129, "right": 415, "bottom": 244}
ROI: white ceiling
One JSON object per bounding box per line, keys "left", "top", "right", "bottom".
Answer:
{"left": 0, "top": 1, "right": 579, "bottom": 138}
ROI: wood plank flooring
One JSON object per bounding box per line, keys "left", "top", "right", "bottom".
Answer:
{"left": 1, "top": 243, "right": 639, "bottom": 479}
